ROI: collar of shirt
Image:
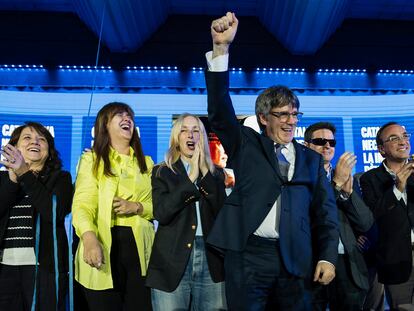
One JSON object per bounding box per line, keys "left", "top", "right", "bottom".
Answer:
{"left": 326, "top": 163, "right": 333, "bottom": 180}
{"left": 275, "top": 142, "right": 295, "bottom": 159}
{"left": 181, "top": 158, "right": 193, "bottom": 177}
{"left": 383, "top": 160, "right": 408, "bottom": 204}
{"left": 109, "top": 146, "right": 135, "bottom": 163}
{"left": 382, "top": 161, "right": 397, "bottom": 181}
{"left": 286, "top": 142, "right": 294, "bottom": 153}
{"left": 274, "top": 141, "right": 295, "bottom": 180}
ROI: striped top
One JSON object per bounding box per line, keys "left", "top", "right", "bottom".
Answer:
{"left": 1, "top": 194, "right": 36, "bottom": 265}
{"left": 2, "top": 195, "right": 33, "bottom": 249}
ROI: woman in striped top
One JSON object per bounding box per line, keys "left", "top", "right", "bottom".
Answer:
{"left": 0, "top": 121, "right": 73, "bottom": 311}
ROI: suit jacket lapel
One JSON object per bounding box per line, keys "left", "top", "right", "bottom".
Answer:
{"left": 377, "top": 163, "right": 394, "bottom": 185}
{"left": 292, "top": 140, "right": 306, "bottom": 181}
{"left": 377, "top": 162, "right": 410, "bottom": 207}
{"left": 173, "top": 159, "right": 187, "bottom": 175}
{"left": 377, "top": 161, "right": 414, "bottom": 187}
{"left": 259, "top": 134, "right": 284, "bottom": 181}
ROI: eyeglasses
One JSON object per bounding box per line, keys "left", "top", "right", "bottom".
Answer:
{"left": 383, "top": 133, "right": 411, "bottom": 144}
{"left": 269, "top": 111, "right": 303, "bottom": 122}
{"left": 308, "top": 138, "right": 337, "bottom": 147}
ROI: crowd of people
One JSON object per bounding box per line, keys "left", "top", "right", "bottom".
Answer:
{"left": 0, "top": 11, "right": 413, "bottom": 311}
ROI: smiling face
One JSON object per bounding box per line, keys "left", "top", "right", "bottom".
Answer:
{"left": 16, "top": 126, "right": 49, "bottom": 169}
{"left": 379, "top": 124, "right": 411, "bottom": 163}
{"left": 107, "top": 110, "right": 134, "bottom": 145}
{"left": 178, "top": 116, "right": 201, "bottom": 158}
{"left": 307, "top": 129, "right": 336, "bottom": 165}
{"left": 259, "top": 104, "right": 297, "bottom": 144}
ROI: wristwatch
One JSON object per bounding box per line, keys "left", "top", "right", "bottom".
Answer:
{"left": 332, "top": 180, "right": 350, "bottom": 201}
{"left": 338, "top": 190, "right": 350, "bottom": 201}
{"left": 332, "top": 180, "right": 342, "bottom": 192}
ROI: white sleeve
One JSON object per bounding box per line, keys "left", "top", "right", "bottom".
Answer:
{"left": 205, "top": 51, "right": 229, "bottom": 72}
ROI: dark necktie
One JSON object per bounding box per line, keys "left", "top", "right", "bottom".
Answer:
{"left": 275, "top": 144, "right": 290, "bottom": 231}
{"left": 275, "top": 144, "right": 290, "bottom": 180}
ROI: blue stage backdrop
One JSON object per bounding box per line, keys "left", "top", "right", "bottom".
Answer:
{"left": 0, "top": 90, "right": 413, "bottom": 176}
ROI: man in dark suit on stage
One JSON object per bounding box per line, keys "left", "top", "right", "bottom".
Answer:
{"left": 204, "top": 12, "right": 339, "bottom": 310}
{"left": 304, "top": 122, "right": 374, "bottom": 310}
{"left": 360, "top": 121, "right": 414, "bottom": 310}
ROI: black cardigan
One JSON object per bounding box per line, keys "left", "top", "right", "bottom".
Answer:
{"left": 0, "top": 169, "right": 73, "bottom": 272}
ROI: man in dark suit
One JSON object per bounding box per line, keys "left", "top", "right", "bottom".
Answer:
{"left": 304, "top": 122, "right": 374, "bottom": 310}
{"left": 360, "top": 121, "right": 414, "bottom": 310}
{"left": 205, "top": 12, "right": 339, "bottom": 310}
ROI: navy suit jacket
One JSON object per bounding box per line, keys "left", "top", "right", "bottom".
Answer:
{"left": 205, "top": 70, "right": 339, "bottom": 278}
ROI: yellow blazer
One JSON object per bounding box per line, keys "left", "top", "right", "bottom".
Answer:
{"left": 72, "top": 149, "right": 154, "bottom": 290}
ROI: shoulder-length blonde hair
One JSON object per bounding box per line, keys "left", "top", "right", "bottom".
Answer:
{"left": 164, "top": 113, "right": 215, "bottom": 174}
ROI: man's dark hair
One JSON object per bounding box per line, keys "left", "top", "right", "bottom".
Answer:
{"left": 376, "top": 121, "right": 398, "bottom": 147}
{"left": 255, "top": 85, "right": 300, "bottom": 132}
{"left": 304, "top": 122, "right": 336, "bottom": 143}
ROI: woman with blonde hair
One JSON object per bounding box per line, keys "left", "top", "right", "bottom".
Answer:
{"left": 146, "top": 113, "right": 227, "bottom": 310}
{"left": 72, "top": 102, "right": 154, "bottom": 311}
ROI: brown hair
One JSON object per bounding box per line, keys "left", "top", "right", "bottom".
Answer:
{"left": 92, "top": 102, "right": 148, "bottom": 177}
{"left": 9, "top": 121, "right": 62, "bottom": 173}
{"left": 255, "top": 85, "right": 300, "bottom": 132}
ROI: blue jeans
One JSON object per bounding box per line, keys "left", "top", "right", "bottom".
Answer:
{"left": 152, "top": 236, "right": 227, "bottom": 311}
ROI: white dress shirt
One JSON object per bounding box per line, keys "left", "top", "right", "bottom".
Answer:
{"left": 382, "top": 161, "right": 413, "bottom": 242}
{"left": 182, "top": 159, "right": 203, "bottom": 236}
{"left": 383, "top": 161, "right": 408, "bottom": 204}
{"left": 254, "top": 143, "right": 295, "bottom": 238}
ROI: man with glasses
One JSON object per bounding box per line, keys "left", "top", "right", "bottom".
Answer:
{"left": 360, "top": 122, "right": 414, "bottom": 310}
{"left": 304, "top": 122, "right": 374, "bottom": 310}
{"left": 204, "top": 12, "right": 339, "bottom": 310}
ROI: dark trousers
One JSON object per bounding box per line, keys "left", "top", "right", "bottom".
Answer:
{"left": 312, "top": 254, "right": 367, "bottom": 311}
{"left": 83, "top": 226, "right": 152, "bottom": 311}
{"left": 224, "top": 235, "right": 312, "bottom": 311}
{"left": 384, "top": 251, "right": 414, "bottom": 310}
{"left": 362, "top": 267, "right": 384, "bottom": 311}
{"left": 0, "top": 264, "right": 68, "bottom": 311}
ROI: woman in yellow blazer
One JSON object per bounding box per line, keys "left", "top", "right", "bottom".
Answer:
{"left": 72, "top": 102, "right": 154, "bottom": 311}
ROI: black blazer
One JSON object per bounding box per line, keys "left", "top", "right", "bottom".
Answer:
{"left": 360, "top": 163, "right": 414, "bottom": 284}
{"left": 146, "top": 161, "right": 226, "bottom": 292}
{"left": 333, "top": 177, "right": 374, "bottom": 290}
{"left": 205, "top": 70, "right": 339, "bottom": 278}
{"left": 0, "top": 169, "right": 73, "bottom": 272}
